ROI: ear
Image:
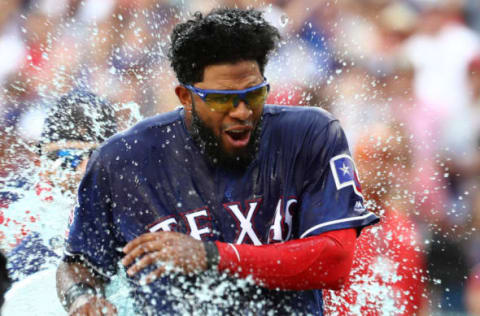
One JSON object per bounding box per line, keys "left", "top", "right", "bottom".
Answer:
{"left": 175, "top": 86, "right": 192, "bottom": 109}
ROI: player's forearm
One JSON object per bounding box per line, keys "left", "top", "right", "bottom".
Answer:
{"left": 215, "top": 228, "right": 356, "bottom": 291}
{"left": 56, "top": 261, "right": 105, "bottom": 307}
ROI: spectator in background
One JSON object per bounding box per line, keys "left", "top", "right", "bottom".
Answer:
{"left": 466, "top": 264, "right": 480, "bottom": 316}
{"left": 106, "top": 0, "right": 180, "bottom": 116}
{"left": 467, "top": 182, "right": 480, "bottom": 267}
{"left": 464, "top": 0, "right": 480, "bottom": 35}
{"left": 383, "top": 55, "right": 450, "bottom": 227}
{"left": 0, "top": 0, "right": 25, "bottom": 86}
{"left": 443, "top": 54, "right": 480, "bottom": 186}
{"left": 264, "top": 0, "right": 337, "bottom": 107}
{"left": 324, "top": 123, "right": 429, "bottom": 316}
{"left": 325, "top": 65, "right": 387, "bottom": 148}
{"left": 20, "top": 1, "right": 82, "bottom": 98}
{"left": 403, "top": 2, "right": 480, "bottom": 120}
{"left": 423, "top": 53, "right": 480, "bottom": 313}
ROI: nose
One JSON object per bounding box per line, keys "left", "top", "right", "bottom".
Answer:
{"left": 228, "top": 100, "right": 252, "bottom": 121}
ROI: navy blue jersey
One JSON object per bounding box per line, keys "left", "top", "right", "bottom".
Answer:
{"left": 65, "top": 105, "right": 379, "bottom": 315}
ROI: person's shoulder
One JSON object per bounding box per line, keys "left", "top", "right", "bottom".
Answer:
{"left": 98, "top": 108, "right": 185, "bottom": 156}
{"left": 263, "top": 105, "right": 337, "bottom": 130}
{"left": 120, "top": 107, "right": 183, "bottom": 137}
{"left": 111, "top": 108, "right": 182, "bottom": 140}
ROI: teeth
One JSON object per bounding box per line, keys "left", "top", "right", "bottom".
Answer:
{"left": 228, "top": 130, "right": 245, "bottom": 133}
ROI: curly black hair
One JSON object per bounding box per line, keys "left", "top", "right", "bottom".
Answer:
{"left": 41, "top": 89, "right": 117, "bottom": 144}
{"left": 168, "top": 8, "right": 280, "bottom": 84}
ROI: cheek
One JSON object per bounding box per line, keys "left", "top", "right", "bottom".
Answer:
{"left": 249, "top": 103, "right": 264, "bottom": 124}
{"left": 211, "top": 119, "right": 226, "bottom": 137}
{"left": 253, "top": 108, "right": 263, "bottom": 123}
{"left": 197, "top": 108, "right": 226, "bottom": 135}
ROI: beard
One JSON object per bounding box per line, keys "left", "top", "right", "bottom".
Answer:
{"left": 189, "top": 104, "right": 263, "bottom": 172}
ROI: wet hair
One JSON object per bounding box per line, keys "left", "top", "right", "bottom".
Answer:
{"left": 168, "top": 8, "right": 280, "bottom": 84}
{"left": 0, "top": 251, "right": 11, "bottom": 308}
{"left": 41, "top": 89, "right": 117, "bottom": 144}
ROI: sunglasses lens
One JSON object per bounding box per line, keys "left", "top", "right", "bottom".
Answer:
{"left": 245, "top": 86, "right": 268, "bottom": 108}
{"left": 199, "top": 84, "right": 269, "bottom": 112}
{"left": 204, "top": 93, "right": 236, "bottom": 111}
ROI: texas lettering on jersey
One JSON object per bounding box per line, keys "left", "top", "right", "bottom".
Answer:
{"left": 147, "top": 196, "right": 297, "bottom": 245}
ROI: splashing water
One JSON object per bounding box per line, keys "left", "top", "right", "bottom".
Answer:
{"left": 279, "top": 13, "right": 289, "bottom": 28}
{"left": 0, "top": 2, "right": 443, "bottom": 315}
{"left": 1, "top": 100, "right": 143, "bottom": 315}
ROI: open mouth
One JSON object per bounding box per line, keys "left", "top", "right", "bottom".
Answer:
{"left": 224, "top": 129, "right": 252, "bottom": 147}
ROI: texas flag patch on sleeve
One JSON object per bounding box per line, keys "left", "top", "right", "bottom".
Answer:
{"left": 330, "top": 154, "right": 363, "bottom": 198}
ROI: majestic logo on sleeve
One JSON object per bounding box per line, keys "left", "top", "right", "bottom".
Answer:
{"left": 330, "top": 154, "right": 363, "bottom": 198}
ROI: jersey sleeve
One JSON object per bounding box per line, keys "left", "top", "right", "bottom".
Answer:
{"left": 63, "top": 149, "right": 121, "bottom": 278}
{"left": 297, "top": 120, "right": 379, "bottom": 238}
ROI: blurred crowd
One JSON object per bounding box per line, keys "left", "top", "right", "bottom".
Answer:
{"left": 0, "top": 0, "right": 480, "bottom": 314}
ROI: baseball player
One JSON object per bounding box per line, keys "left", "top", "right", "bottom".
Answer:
{"left": 57, "top": 8, "right": 379, "bottom": 315}
{"left": 7, "top": 90, "right": 117, "bottom": 282}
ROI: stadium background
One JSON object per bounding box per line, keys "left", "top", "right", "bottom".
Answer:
{"left": 0, "top": 0, "right": 479, "bottom": 314}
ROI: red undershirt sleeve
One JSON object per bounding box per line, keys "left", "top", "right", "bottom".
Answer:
{"left": 215, "top": 228, "right": 356, "bottom": 291}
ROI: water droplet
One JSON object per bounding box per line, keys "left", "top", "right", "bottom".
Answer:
{"left": 279, "top": 14, "right": 289, "bottom": 27}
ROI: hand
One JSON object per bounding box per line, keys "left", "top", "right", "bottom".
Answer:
{"left": 69, "top": 294, "right": 117, "bottom": 316}
{"left": 122, "top": 231, "right": 207, "bottom": 283}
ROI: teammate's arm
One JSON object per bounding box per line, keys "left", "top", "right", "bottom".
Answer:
{"left": 56, "top": 261, "right": 117, "bottom": 316}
